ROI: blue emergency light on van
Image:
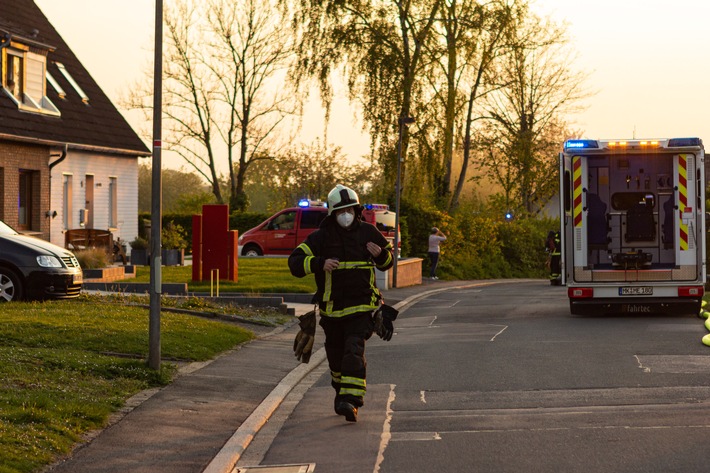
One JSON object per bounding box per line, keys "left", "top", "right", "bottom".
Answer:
{"left": 564, "top": 139, "right": 599, "bottom": 149}
{"left": 298, "top": 199, "right": 327, "bottom": 208}
{"left": 668, "top": 137, "right": 702, "bottom": 147}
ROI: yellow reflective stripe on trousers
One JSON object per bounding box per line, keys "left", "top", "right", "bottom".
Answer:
{"left": 341, "top": 376, "right": 366, "bottom": 388}
{"left": 340, "top": 387, "right": 366, "bottom": 397}
{"left": 331, "top": 371, "right": 342, "bottom": 383}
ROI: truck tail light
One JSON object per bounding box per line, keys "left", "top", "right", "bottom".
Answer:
{"left": 568, "top": 287, "right": 593, "bottom": 299}
{"left": 678, "top": 286, "right": 704, "bottom": 297}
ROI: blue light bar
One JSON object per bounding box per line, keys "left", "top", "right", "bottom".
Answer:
{"left": 564, "top": 139, "right": 599, "bottom": 149}
{"left": 298, "top": 199, "right": 310, "bottom": 207}
{"left": 668, "top": 137, "right": 702, "bottom": 147}
{"left": 363, "top": 203, "right": 389, "bottom": 210}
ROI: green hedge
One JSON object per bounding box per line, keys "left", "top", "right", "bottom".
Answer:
{"left": 137, "top": 205, "right": 556, "bottom": 281}
{"left": 398, "top": 200, "right": 557, "bottom": 280}
{"left": 138, "top": 211, "right": 270, "bottom": 253}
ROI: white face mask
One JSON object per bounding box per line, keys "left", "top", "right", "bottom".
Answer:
{"left": 336, "top": 211, "right": 355, "bottom": 228}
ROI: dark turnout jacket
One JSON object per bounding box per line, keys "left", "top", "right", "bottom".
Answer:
{"left": 288, "top": 215, "right": 394, "bottom": 318}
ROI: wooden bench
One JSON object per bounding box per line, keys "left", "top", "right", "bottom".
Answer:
{"left": 65, "top": 229, "right": 127, "bottom": 264}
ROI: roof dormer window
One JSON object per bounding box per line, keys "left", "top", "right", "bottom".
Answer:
{"left": 1, "top": 43, "right": 60, "bottom": 116}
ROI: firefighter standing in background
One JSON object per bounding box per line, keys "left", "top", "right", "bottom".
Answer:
{"left": 288, "top": 184, "right": 394, "bottom": 422}
{"left": 546, "top": 230, "right": 561, "bottom": 285}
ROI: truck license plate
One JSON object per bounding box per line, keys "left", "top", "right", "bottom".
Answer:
{"left": 619, "top": 286, "right": 652, "bottom": 296}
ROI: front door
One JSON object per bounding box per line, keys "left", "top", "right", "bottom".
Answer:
{"left": 85, "top": 174, "right": 94, "bottom": 228}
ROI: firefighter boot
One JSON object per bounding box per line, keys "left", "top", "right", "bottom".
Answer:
{"left": 335, "top": 401, "right": 358, "bottom": 422}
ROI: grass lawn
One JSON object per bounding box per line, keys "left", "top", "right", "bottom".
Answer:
{"left": 124, "top": 258, "right": 317, "bottom": 294}
{"left": 0, "top": 295, "right": 272, "bottom": 473}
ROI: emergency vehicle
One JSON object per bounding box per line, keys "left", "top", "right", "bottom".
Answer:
{"left": 559, "top": 137, "right": 706, "bottom": 315}
{"left": 237, "top": 200, "right": 398, "bottom": 256}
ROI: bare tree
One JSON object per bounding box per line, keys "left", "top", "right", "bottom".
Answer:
{"left": 245, "top": 141, "right": 379, "bottom": 210}
{"left": 288, "top": 0, "right": 440, "bottom": 192}
{"left": 126, "top": 0, "right": 296, "bottom": 211}
{"left": 482, "top": 12, "right": 588, "bottom": 213}
{"left": 422, "top": 0, "right": 520, "bottom": 211}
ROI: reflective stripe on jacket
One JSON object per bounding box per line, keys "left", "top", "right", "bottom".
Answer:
{"left": 288, "top": 216, "right": 394, "bottom": 318}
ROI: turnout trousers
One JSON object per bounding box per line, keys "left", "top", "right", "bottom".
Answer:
{"left": 319, "top": 311, "right": 373, "bottom": 407}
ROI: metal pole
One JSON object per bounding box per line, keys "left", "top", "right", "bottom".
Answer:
{"left": 148, "top": 0, "right": 163, "bottom": 371}
{"left": 393, "top": 119, "right": 404, "bottom": 288}
{"left": 392, "top": 116, "right": 414, "bottom": 288}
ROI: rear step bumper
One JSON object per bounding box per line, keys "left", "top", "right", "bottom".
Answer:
{"left": 570, "top": 297, "right": 701, "bottom": 315}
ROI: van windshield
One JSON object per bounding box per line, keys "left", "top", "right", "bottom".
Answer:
{"left": 375, "top": 211, "right": 396, "bottom": 232}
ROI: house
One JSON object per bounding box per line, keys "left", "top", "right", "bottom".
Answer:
{"left": 0, "top": 0, "right": 149, "bottom": 250}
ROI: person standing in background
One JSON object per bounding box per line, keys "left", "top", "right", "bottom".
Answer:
{"left": 428, "top": 227, "right": 447, "bottom": 279}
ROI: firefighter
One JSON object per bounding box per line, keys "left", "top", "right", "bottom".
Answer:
{"left": 288, "top": 184, "right": 394, "bottom": 422}
{"left": 546, "top": 230, "right": 561, "bottom": 285}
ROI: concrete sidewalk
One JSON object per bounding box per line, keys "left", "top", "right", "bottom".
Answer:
{"left": 46, "top": 279, "right": 490, "bottom": 473}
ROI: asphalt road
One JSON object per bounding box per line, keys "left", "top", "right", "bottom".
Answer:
{"left": 235, "top": 280, "right": 710, "bottom": 473}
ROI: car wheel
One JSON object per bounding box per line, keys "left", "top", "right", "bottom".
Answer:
{"left": 0, "top": 268, "right": 23, "bottom": 302}
{"left": 243, "top": 245, "right": 263, "bottom": 257}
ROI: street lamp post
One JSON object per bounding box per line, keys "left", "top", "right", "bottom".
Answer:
{"left": 148, "top": 0, "right": 163, "bottom": 371}
{"left": 392, "top": 116, "right": 414, "bottom": 288}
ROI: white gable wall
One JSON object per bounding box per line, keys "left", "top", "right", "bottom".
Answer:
{"left": 49, "top": 149, "right": 138, "bottom": 250}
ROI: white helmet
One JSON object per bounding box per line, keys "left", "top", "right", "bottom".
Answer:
{"left": 327, "top": 184, "right": 360, "bottom": 215}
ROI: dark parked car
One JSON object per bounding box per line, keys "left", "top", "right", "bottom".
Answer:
{"left": 0, "top": 220, "right": 83, "bottom": 301}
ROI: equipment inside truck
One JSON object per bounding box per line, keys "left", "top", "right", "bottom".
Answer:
{"left": 583, "top": 153, "right": 685, "bottom": 271}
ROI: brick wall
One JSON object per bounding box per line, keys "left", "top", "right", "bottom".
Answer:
{"left": 0, "top": 140, "right": 51, "bottom": 239}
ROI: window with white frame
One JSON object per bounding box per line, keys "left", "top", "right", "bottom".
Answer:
{"left": 2, "top": 43, "right": 60, "bottom": 116}
{"left": 108, "top": 177, "right": 117, "bottom": 229}
{"left": 63, "top": 174, "right": 72, "bottom": 230}
{"left": 55, "top": 62, "right": 89, "bottom": 104}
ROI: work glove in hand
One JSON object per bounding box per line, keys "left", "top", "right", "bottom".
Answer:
{"left": 373, "top": 304, "right": 399, "bottom": 341}
{"left": 293, "top": 309, "right": 316, "bottom": 363}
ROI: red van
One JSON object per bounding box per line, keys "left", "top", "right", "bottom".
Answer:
{"left": 237, "top": 200, "right": 398, "bottom": 256}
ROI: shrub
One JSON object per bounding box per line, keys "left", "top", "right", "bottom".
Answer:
{"left": 74, "top": 247, "right": 112, "bottom": 269}
{"left": 161, "top": 222, "right": 188, "bottom": 249}
{"left": 130, "top": 236, "right": 148, "bottom": 250}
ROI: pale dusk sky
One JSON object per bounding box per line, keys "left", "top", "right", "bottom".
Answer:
{"left": 34, "top": 0, "right": 710, "bottom": 171}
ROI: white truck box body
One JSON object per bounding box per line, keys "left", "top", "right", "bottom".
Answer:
{"left": 559, "top": 138, "right": 706, "bottom": 315}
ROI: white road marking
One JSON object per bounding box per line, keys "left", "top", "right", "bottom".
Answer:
{"left": 405, "top": 424, "right": 710, "bottom": 435}
{"left": 490, "top": 325, "right": 508, "bottom": 342}
{"left": 634, "top": 354, "right": 651, "bottom": 373}
{"left": 429, "top": 316, "right": 437, "bottom": 327}
{"left": 420, "top": 391, "right": 426, "bottom": 404}
{"left": 373, "top": 384, "right": 396, "bottom": 473}
{"left": 390, "top": 431, "right": 442, "bottom": 441}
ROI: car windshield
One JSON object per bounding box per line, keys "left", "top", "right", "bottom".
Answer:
{"left": 0, "top": 220, "right": 18, "bottom": 235}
